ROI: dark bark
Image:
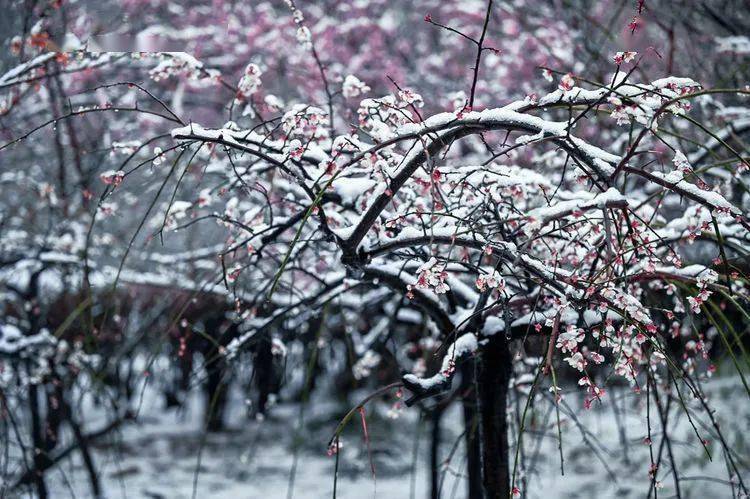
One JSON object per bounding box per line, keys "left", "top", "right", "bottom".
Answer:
{"left": 65, "top": 405, "right": 101, "bottom": 498}
{"left": 204, "top": 356, "right": 228, "bottom": 432}
{"left": 43, "top": 382, "right": 64, "bottom": 452}
{"left": 476, "top": 335, "right": 512, "bottom": 499}
{"left": 430, "top": 405, "right": 443, "bottom": 499}
{"left": 27, "top": 382, "right": 49, "bottom": 499}
{"left": 461, "top": 361, "right": 483, "bottom": 499}
{"left": 255, "top": 333, "right": 274, "bottom": 414}
{"left": 203, "top": 316, "right": 235, "bottom": 431}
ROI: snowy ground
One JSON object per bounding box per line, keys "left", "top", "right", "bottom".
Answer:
{"left": 11, "top": 372, "right": 749, "bottom": 499}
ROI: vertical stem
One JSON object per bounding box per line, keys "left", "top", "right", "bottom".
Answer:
{"left": 67, "top": 411, "right": 101, "bottom": 498}
{"left": 469, "top": 0, "right": 494, "bottom": 108}
{"left": 476, "top": 335, "right": 511, "bottom": 498}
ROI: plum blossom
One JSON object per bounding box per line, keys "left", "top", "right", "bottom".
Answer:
{"left": 98, "top": 202, "right": 118, "bottom": 217}
{"left": 415, "top": 257, "right": 450, "bottom": 294}
{"left": 100, "top": 170, "right": 124, "bottom": 186}
{"left": 342, "top": 75, "right": 371, "bottom": 99}
{"left": 613, "top": 51, "right": 637, "bottom": 64}
{"left": 564, "top": 351, "right": 586, "bottom": 371}
{"left": 152, "top": 147, "right": 165, "bottom": 166}
{"left": 687, "top": 269, "right": 718, "bottom": 313}
{"left": 282, "top": 105, "right": 329, "bottom": 141}
{"left": 296, "top": 26, "right": 312, "bottom": 50}
{"left": 588, "top": 351, "right": 605, "bottom": 364}
{"left": 397, "top": 88, "right": 424, "bottom": 108}
{"left": 557, "top": 325, "right": 585, "bottom": 352}
{"left": 197, "top": 188, "right": 213, "bottom": 207}
{"left": 227, "top": 265, "right": 242, "bottom": 283}
{"left": 558, "top": 73, "right": 575, "bottom": 91}
{"left": 236, "top": 63, "right": 262, "bottom": 101}
{"left": 475, "top": 270, "right": 505, "bottom": 292}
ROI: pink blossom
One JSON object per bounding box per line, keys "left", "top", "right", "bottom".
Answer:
{"left": 100, "top": 170, "right": 125, "bottom": 186}
{"left": 558, "top": 73, "right": 575, "bottom": 91}
{"left": 613, "top": 51, "right": 637, "bottom": 64}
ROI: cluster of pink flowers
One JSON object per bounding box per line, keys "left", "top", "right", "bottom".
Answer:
{"left": 475, "top": 270, "right": 505, "bottom": 292}
{"left": 687, "top": 270, "right": 719, "bottom": 313}
{"left": 413, "top": 257, "right": 450, "bottom": 294}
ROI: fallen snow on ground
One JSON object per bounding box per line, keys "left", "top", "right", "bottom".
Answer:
{"left": 28, "top": 371, "right": 750, "bottom": 499}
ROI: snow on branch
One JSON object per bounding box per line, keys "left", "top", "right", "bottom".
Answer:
{"left": 402, "top": 333, "right": 478, "bottom": 405}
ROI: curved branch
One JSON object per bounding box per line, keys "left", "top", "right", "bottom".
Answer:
{"left": 340, "top": 111, "right": 618, "bottom": 255}
{"left": 363, "top": 265, "right": 456, "bottom": 334}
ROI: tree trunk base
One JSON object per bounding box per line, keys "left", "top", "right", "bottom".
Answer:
{"left": 476, "top": 335, "right": 512, "bottom": 499}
